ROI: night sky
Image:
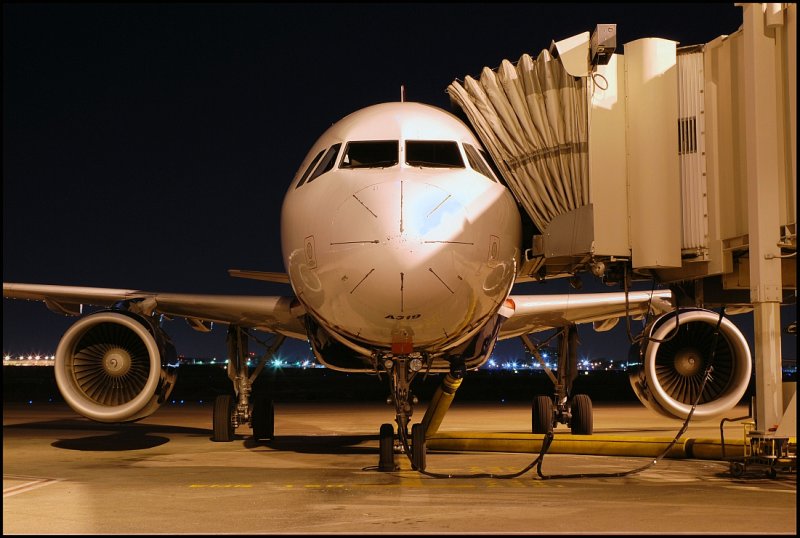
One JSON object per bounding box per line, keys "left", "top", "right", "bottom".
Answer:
{"left": 3, "top": 3, "right": 795, "bottom": 364}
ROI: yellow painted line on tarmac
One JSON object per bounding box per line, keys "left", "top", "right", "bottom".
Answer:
{"left": 188, "top": 484, "right": 253, "bottom": 488}
{"left": 278, "top": 481, "right": 550, "bottom": 489}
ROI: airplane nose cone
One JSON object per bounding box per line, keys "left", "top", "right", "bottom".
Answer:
{"left": 328, "top": 180, "right": 475, "bottom": 337}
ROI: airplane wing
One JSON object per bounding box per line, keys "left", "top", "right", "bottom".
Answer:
{"left": 2, "top": 283, "right": 308, "bottom": 340}
{"left": 499, "top": 289, "right": 673, "bottom": 339}
{"left": 228, "top": 269, "right": 291, "bottom": 284}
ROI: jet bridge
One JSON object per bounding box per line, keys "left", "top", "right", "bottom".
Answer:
{"left": 447, "top": 3, "right": 796, "bottom": 431}
{"left": 448, "top": 10, "right": 795, "bottom": 292}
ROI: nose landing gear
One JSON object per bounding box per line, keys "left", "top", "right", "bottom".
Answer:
{"left": 376, "top": 352, "right": 432, "bottom": 471}
{"left": 377, "top": 355, "right": 466, "bottom": 472}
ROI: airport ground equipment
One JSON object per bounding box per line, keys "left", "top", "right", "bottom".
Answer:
{"left": 726, "top": 421, "right": 796, "bottom": 478}
{"left": 723, "top": 387, "right": 797, "bottom": 478}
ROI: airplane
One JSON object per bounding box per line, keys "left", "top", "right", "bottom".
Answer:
{"left": 3, "top": 101, "right": 753, "bottom": 471}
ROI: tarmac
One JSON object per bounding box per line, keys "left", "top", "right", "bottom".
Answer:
{"left": 3, "top": 399, "right": 796, "bottom": 535}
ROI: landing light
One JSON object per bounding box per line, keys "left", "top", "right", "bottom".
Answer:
{"left": 409, "top": 358, "right": 423, "bottom": 372}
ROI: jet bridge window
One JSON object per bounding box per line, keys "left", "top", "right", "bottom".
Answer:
{"left": 405, "top": 140, "right": 465, "bottom": 168}
{"left": 463, "top": 143, "right": 497, "bottom": 182}
{"left": 307, "top": 143, "right": 342, "bottom": 183}
{"left": 340, "top": 140, "right": 398, "bottom": 168}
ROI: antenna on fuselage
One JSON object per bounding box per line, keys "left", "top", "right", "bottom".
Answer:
{"left": 401, "top": 84, "right": 405, "bottom": 102}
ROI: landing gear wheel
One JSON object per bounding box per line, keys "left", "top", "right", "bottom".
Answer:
{"left": 411, "top": 423, "right": 427, "bottom": 472}
{"left": 212, "top": 394, "right": 235, "bottom": 442}
{"left": 730, "top": 462, "right": 744, "bottom": 478}
{"left": 766, "top": 467, "right": 777, "bottom": 479}
{"left": 532, "top": 395, "right": 554, "bottom": 434}
{"left": 570, "top": 394, "right": 593, "bottom": 435}
{"left": 378, "top": 423, "right": 397, "bottom": 472}
{"left": 251, "top": 392, "right": 274, "bottom": 441}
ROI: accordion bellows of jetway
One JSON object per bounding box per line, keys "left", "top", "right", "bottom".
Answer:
{"left": 448, "top": 7, "right": 796, "bottom": 298}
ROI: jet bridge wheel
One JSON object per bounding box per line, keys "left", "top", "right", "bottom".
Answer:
{"left": 251, "top": 392, "right": 275, "bottom": 441}
{"left": 411, "top": 423, "right": 427, "bottom": 472}
{"left": 569, "top": 394, "right": 593, "bottom": 435}
{"left": 532, "top": 395, "right": 554, "bottom": 434}
{"left": 212, "top": 394, "right": 235, "bottom": 442}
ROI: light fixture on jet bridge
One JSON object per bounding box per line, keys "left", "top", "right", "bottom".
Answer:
{"left": 590, "top": 24, "right": 616, "bottom": 67}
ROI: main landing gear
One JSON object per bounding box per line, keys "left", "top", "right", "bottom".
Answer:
{"left": 212, "top": 326, "right": 285, "bottom": 443}
{"left": 522, "top": 325, "right": 593, "bottom": 436}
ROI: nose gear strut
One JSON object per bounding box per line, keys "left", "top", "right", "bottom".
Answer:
{"left": 377, "top": 351, "right": 429, "bottom": 471}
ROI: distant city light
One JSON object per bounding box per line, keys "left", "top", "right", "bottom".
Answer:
{"left": 3, "top": 350, "right": 796, "bottom": 374}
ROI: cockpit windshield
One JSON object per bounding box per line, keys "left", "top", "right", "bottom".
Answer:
{"left": 405, "top": 140, "right": 465, "bottom": 168}
{"left": 340, "top": 141, "right": 398, "bottom": 168}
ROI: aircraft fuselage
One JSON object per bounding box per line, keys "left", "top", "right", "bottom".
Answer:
{"left": 281, "top": 102, "right": 521, "bottom": 365}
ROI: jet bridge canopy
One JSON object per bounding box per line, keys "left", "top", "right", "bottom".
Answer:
{"left": 447, "top": 50, "right": 589, "bottom": 236}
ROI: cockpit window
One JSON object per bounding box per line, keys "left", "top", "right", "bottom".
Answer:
{"left": 295, "top": 149, "right": 326, "bottom": 189}
{"left": 405, "top": 140, "right": 465, "bottom": 168}
{"left": 463, "top": 143, "right": 498, "bottom": 182}
{"left": 340, "top": 141, "right": 398, "bottom": 168}
{"left": 307, "top": 143, "right": 342, "bottom": 183}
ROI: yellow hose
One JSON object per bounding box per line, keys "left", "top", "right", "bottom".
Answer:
{"left": 425, "top": 431, "right": 765, "bottom": 460}
{"left": 420, "top": 373, "right": 463, "bottom": 438}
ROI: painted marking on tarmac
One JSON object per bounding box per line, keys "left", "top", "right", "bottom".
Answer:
{"left": 724, "top": 485, "right": 796, "bottom": 493}
{"left": 3, "top": 475, "right": 59, "bottom": 498}
{"left": 280, "top": 480, "right": 557, "bottom": 489}
{"left": 189, "top": 484, "right": 253, "bottom": 488}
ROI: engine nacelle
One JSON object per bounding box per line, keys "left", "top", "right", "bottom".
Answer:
{"left": 54, "top": 310, "right": 177, "bottom": 423}
{"left": 628, "top": 309, "right": 752, "bottom": 420}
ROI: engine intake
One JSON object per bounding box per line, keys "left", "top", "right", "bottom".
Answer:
{"left": 54, "top": 311, "right": 177, "bottom": 423}
{"left": 629, "top": 309, "right": 752, "bottom": 420}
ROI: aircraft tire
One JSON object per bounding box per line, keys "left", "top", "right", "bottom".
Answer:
{"left": 570, "top": 394, "right": 593, "bottom": 435}
{"left": 411, "top": 423, "right": 427, "bottom": 472}
{"left": 212, "top": 394, "right": 235, "bottom": 442}
{"left": 532, "top": 395, "right": 554, "bottom": 434}
{"left": 251, "top": 392, "right": 274, "bottom": 441}
{"left": 730, "top": 461, "right": 745, "bottom": 478}
{"left": 378, "top": 423, "right": 396, "bottom": 472}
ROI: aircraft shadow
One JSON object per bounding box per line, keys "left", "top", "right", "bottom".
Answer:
{"left": 52, "top": 432, "right": 170, "bottom": 451}
{"left": 4, "top": 419, "right": 210, "bottom": 451}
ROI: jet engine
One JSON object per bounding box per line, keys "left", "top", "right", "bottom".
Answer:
{"left": 628, "top": 309, "right": 752, "bottom": 420}
{"left": 54, "top": 310, "right": 178, "bottom": 423}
